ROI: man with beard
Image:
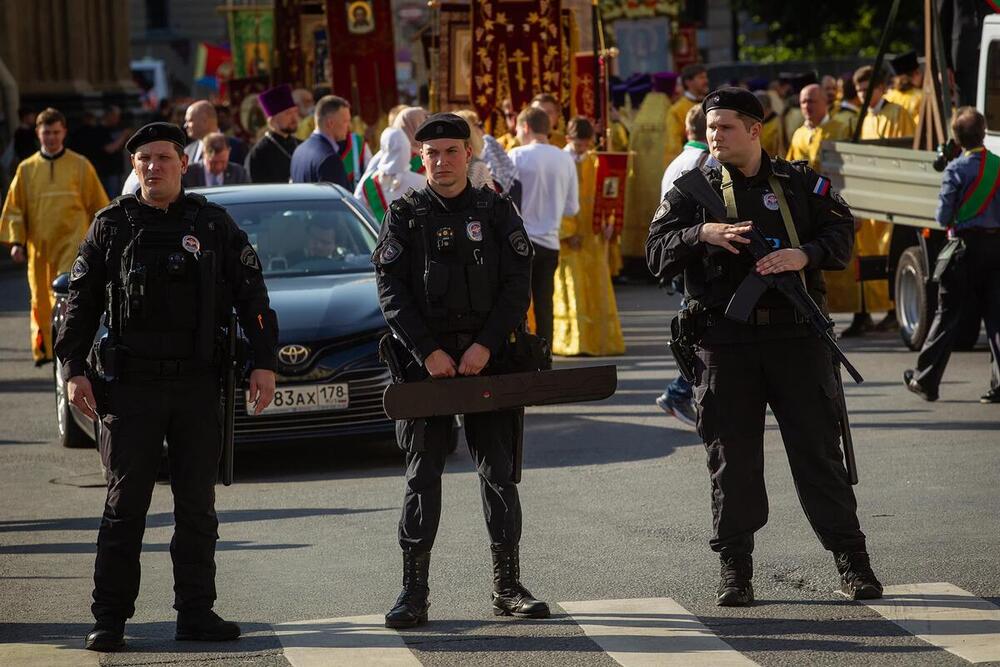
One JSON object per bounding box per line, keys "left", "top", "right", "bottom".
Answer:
{"left": 245, "top": 85, "right": 300, "bottom": 184}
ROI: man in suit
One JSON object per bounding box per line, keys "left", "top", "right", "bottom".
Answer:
{"left": 183, "top": 101, "right": 248, "bottom": 166}
{"left": 182, "top": 132, "right": 249, "bottom": 188}
{"left": 289, "top": 95, "right": 350, "bottom": 189}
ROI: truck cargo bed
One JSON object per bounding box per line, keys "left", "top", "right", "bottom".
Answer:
{"left": 820, "top": 140, "right": 945, "bottom": 230}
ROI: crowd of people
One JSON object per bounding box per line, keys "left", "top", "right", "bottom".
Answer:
{"left": 1, "top": 82, "right": 630, "bottom": 371}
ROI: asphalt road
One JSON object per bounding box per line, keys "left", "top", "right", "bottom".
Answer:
{"left": 1, "top": 267, "right": 998, "bottom": 666}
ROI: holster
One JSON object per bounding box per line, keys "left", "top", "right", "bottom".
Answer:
{"left": 668, "top": 308, "right": 701, "bottom": 384}
{"left": 932, "top": 237, "right": 965, "bottom": 283}
{"left": 378, "top": 333, "right": 411, "bottom": 383}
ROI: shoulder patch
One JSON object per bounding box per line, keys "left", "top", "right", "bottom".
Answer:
{"left": 70, "top": 256, "right": 88, "bottom": 282}
{"left": 240, "top": 244, "right": 261, "bottom": 270}
{"left": 653, "top": 199, "right": 671, "bottom": 221}
{"left": 379, "top": 239, "right": 403, "bottom": 264}
{"left": 811, "top": 175, "right": 831, "bottom": 197}
{"left": 508, "top": 229, "right": 531, "bottom": 257}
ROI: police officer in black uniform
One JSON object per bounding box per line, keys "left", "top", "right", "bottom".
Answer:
{"left": 647, "top": 88, "right": 883, "bottom": 606}
{"left": 54, "top": 122, "right": 278, "bottom": 651}
{"left": 372, "top": 113, "right": 548, "bottom": 628}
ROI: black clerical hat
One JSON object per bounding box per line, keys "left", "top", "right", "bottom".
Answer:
{"left": 126, "top": 122, "right": 187, "bottom": 154}
{"left": 702, "top": 86, "right": 765, "bottom": 122}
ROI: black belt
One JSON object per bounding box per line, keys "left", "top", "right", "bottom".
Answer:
{"left": 702, "top": 307, "right": 806, "bottom": 327}
{"left": 957, "top": 227, "right": 1000, "bottom": 237}
{"left": 120, "top": 357, "right": 217, "bottom": 377}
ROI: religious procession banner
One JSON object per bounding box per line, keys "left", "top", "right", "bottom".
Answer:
{"left": 471, "top": 0, "right": 564, "bottom": 126}
{"left": 273, "top": 0, "right": 305, "bottom": 86}
{"left": 574, "top": 52, "right": 597, "bottom": 120}
{"left": 231, "top": 8, "right": 273, "bottom": 78}
{"left": 560, "top": 8, "right": 577, "bottom": 119}
{"left": 326, "top": 0, "right": 399, "bottom": 125}
{"left": 593, "top": 152, "right": 632, "bottom": 235}
{"left": 434, "top": 3, "right": 473, "bottom": 111}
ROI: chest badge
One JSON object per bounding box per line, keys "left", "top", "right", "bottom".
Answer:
{"left": 436, "top": 226, "right": 455, "bottom": 252}
{"left": 762, "top": 192, "right": 780, "bottom": 211}
{"left": 466, "top": 221, "right": 483, "bottom": 242}
{"left": 181, "top": 234, "right": 201, "bottom": 255}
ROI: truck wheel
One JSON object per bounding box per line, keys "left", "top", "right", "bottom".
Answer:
{"left": 955, "top": 303, "right": 983, "bottom": 351}
{"left": 895, "top": 246, "right": 933, "bottom": 351}
{"left": 53, "top": 361, "right": 96, "bottom": 448}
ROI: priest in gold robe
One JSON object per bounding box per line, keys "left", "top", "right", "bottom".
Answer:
{"left": 664, "top": 65, "right": 708, "bottom": 164}
{"left": 885, "top": 50, "right": 924, "bottom": 127}
{"left": 786, "top": 84, "right": 859, "bottom": 315}
{"left": 620, "top": 77, "right": 673, "bottom": 268}
{"left": 841, "top": 65, "right": 917, "bottom": 335}
{"left": 1, "top": 108, "right": 108, "bottom": 365}
{"left": 552, "top": 117, "right": 625, "bottom": 356}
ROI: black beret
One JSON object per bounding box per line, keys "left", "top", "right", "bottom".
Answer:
{"left": 414, "top": 113, "right": 471, "bottom": 142}
{"left": 890, "top": 50, "right": 920, "bottom": 76}
{"left": 702, "top": 86, "right": 765, "bottom": 122}
{"left": 125, "top": 122, "right": 187, "bottom": 154}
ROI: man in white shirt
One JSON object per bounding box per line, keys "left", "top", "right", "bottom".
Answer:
{"left": 655, "top": 104, "right": 718, "bottom": 427}
{"left": 661, "top": 105, "right": 719, "bottom": 198}
{"left": 508, "top": 107, "right": 580, "bottom": 347}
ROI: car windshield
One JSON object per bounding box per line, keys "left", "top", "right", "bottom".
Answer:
{"left": 224, "top": 199, "right": 377, "bottom": 277}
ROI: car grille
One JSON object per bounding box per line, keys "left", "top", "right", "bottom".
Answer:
{"left": 234, "top": 366, "right": 393, "bottom": 443}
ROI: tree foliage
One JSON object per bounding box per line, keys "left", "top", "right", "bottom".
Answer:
{"left": 733, "top": 0, "right": 924, "bottom": 63}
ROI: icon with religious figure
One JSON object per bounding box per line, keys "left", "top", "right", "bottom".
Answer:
{"left": 602, "top": 176, "right": 620, "bottom": 199}
{"left": 347, "top": 0, "right": 375, "bottom": 35}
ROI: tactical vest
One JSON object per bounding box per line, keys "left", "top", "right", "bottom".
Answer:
{"left": 393, "top": 187, "right": 500, "bottom": 335}
{"left": 106, "top": 193, "right": 224, "bottom": 361}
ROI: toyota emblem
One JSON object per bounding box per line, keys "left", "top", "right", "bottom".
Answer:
{"left": 277, "top": 344, "right": 310, "bottom": 366}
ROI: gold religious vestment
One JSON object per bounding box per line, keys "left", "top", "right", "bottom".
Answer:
{"left": 552, "top": 149, "right": 625, "bottom": 356}
{"left": 664, "top": 95, "right": 697, "bottom": 164}
{"left": 0, "top": 150, "right": 109, "bottom": 361}
{"left": 620, "top": 92, "right": 671, "bottom": 263}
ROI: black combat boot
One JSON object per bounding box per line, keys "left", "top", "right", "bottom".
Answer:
{"left": 491, "top": 546, "right": 550, "bottom": 618}
{"left": 84, "top": 617, "right": 126, "bottom": 652}
{"left": 175, "top": 609, "right": 241, "bottom": 641}
{"left": 385, "top": 550, "right": 430, "bottom": 628}
{"left": 835, "top": 551, "right": 883, "bottom": 600}
{"left": 716, "top": 552, "right": 754, "bottom": 607}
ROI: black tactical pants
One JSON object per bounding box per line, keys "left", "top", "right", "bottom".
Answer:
{"left": 396, "top": 409, "right": 522, "bottom": 553}
{"left": 530, "top": 245, "right": 560, "bottom": 348}
{"left": 914, "top": 233, "right": 1000, "bottom": 392}
{"left": 693, "top": 335, "right": 866, "bottom": 555}
{"left": 92, "top": 373, "right": 221, "bottom": 621}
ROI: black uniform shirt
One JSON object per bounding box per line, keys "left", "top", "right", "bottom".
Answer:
{"left": 647, "top": 152, "right": 854, "bottom": 314}
{"left": 55, "top": 193, "right": 279, "bottom": 380}
{"left": 372, "top": 182, "right": 532, "bottom": 363}
{"left": 245, "top": 131, "right": 300, "bottom": 184}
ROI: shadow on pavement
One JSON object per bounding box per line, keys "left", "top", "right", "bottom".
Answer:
{"left": 0, "top": 507, "right": 393, "bottom": 534}
{"left": 0, "top": 540, "right": 311, "bottom": 555}
{"left": 0, "top": 621, "right": 282, "bottom": 656}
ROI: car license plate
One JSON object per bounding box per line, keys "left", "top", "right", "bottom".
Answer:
{"left": 247, "top": 383, "right": 349, "bottom": 415}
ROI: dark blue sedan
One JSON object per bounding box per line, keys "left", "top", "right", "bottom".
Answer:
{"left": 52, "top": 183, "right": 397, "bottom": 449}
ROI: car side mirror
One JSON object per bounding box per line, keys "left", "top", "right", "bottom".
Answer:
{"left": 52, "top": 272, "right": 70, "bottom": 296}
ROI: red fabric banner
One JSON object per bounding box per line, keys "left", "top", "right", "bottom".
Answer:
{"left": 471, "top": 0, "right": 564, "bottom": 125}
{"left": 574, "top": 53, "right": 596, "bottom": 120}
{"left": 325, "top": 0, "right": 399, "bottom": 125}
{"left": 273, "top": 0, "right": 305, "bottom": 86}
{"left": 593, "top": 152, "right": 631, "bottom": 234}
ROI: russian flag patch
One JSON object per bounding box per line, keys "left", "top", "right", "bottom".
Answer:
{"left": 813, "top": 176, "right": 831, "bottom": 196}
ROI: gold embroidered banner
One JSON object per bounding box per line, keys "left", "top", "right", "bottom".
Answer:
{"left": 471, "top": 0, "right": 564, "bottom": 125}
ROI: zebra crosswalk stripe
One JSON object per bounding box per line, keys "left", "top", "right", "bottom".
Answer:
{"left": 0, "top": 641, "right": 100, "bottom": 667}
{"left": 862, "top": 582, "right": 1000, "bottom": 664}
{"left": 272, "top": 614, "right": 422, "bottom": 666}
{"left": 559, "top": 597, "right": 759, "bottom": 666}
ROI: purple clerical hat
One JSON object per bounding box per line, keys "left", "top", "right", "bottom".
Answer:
{"left": 652, "top": 72, "right": 679, "bottom": 94}
{"left": 258, "top": 84, "right": 296, "bottom": 118}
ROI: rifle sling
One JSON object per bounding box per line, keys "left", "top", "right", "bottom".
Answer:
{"left": 720, "top": 166, "right": 806, "bottom": 286}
